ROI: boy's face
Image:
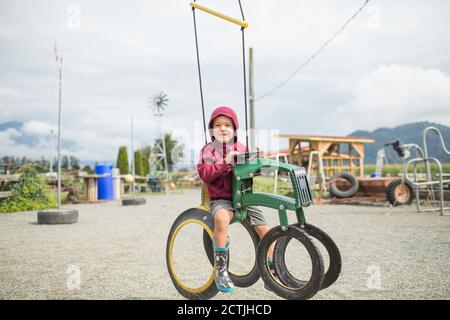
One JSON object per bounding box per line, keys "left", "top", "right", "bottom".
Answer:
{"left": 212, "top": 115, "right": 235, "bottom": 144}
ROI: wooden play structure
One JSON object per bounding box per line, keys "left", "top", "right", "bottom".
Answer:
{"left": 0, "top": 174, "right": 19, "bottom": 200}
{"left": 276, "top": 134, "right": 375, "bottom": 179}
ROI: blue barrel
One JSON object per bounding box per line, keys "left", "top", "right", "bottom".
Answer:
{"left": 96, "top": 163, "right": 113, "bottom": 200}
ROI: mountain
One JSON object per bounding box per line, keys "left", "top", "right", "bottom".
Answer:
{"left": 349, "top": 122, "right": 450, "bottom": 164}
{"left": 0, "top": 121, "right": 77, "bottom": 153}
{"left": 0, "top": 121, "right": 22, "bottom": 131}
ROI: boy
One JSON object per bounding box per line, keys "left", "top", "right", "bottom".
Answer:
{"left": 197, "top": 106, "right": 272, "bottom": 293}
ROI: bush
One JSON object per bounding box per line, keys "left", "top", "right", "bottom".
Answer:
{"left": 82, "top": 165, "right": 94, "bottom": 174}
{"left": 0, "top": 164, "right": 54, "bottom": 213}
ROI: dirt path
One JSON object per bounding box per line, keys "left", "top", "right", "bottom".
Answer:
{"left": 1, "top": 189, "right": 449, "bottom": 300}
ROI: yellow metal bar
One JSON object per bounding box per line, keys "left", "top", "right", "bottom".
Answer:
{"left": 190, "top": 2, "right": 248, "bottom": 28}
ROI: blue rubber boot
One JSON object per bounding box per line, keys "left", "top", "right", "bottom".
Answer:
{"left": 264, "top": 259, "right": 278, "bottom": 292}
{"left": 213, "top": 239, "right": 234, "bottom": 293}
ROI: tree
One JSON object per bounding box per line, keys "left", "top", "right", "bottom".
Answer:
{"left": 134, "top": 150, "right": 144, "bottom": 176}
{"left": 69, "top": 156, "right": 80, "bottom": 168}
{"left": 2, "top": 156, "right": 10, "bottom": 166}
{"left": 62, "top": 155, "right": 69, "bottom": 169}
{"left": 82, "top": 165, "right": 94, "bottom": 174}
{"left": 141, "top": 146, "right": 152, "bottom": 176}
{"left": 40, "top": 156, "right": 50, "bottom": 169}
{"left": 116, "top": 146, "right": 129, "bottom": 175}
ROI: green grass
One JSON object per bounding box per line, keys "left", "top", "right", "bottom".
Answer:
{"left": 253, "top": 175, "right": 294, "bottom": 197}
{"left": 45, "top": 188, "right": 67, "bottom": 207}
{"left": 361, "top": 163, "right": 450, "bottom": 177}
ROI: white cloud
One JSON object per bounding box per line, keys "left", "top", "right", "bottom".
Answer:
{"left": 0, "top": 128, "right": 21, "bottom": 146}
{"left": 0, "top": 127, "right": 48, "bottom": 159}
{"left": 0, "top": 86, "right": 19, "bottom": 97}
{"left": 323, "top": 64, "right": 450, "bottom": 134}
{"left": 22, "top": 120, "right": 54, "bottom": 135}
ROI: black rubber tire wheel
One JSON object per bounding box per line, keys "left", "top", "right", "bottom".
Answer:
{"left": 257, "top": 225, "right": 324, "bottom": 300}
{"left": 273, "top": 223, "right": 341, "bottom": 290}
{"left": 166, "top": 208, "right": 218, "bottom": 300}
{"left": 122, "top": 198, "right": 146, "bottom": 206}
{"left": 203, "top": 219, "right": 261, "bottom": 288}
{"left": 329, "top": 172, "right": 359, "bottom": 198}
{"left": 37, "top": 210, "right": 79, "bottom": 224}
{"left": 386, "top": 179, "right": 414, "bottom": 206}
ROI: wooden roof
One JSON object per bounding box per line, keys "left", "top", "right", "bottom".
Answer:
{"left": 276, "top": 134, "right": 375, "bottom": 144}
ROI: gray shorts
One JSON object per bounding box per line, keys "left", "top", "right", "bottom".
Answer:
{"left": 210, "top": 199, "right": 267, "bottom": 226}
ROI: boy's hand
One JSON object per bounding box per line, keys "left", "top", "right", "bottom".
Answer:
{"left": 225, "top": 151, "right": 240, "bottom": 164}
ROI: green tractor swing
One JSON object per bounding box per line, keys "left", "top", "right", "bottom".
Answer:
{"left": 166, "top": 0, "right": 342, "bottom": 300}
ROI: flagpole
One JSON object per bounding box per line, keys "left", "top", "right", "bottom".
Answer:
{"left": 131, "top": 108, "right": 135, "bottom": 194}
{"left": 49, "top": 129, "right": 54, "bottom": 173}
{"left": 57, "top": 54, "right": 63, "bottom": 210}
{"left": 37, "top": 43, "right": 78, "bottom": 225}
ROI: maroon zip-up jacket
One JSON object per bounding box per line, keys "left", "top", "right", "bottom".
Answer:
{"left": 197, "top": 106, "right": 247, "bottom": 201}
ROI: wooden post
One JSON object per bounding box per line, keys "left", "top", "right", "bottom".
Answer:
{"left": 289, "top": 139, "right": 298, "bottom": 165}
{"left": 84, "top": 176, "right": 98, "bottom": 202}
{"left": 349, "top": 143, "right": 353, "bottom": 175}
{"left": 352, "top": 143, "right": 365, "bottom": 178}
{"left": 249, "top": 47, "right": 256, "bottom": 152}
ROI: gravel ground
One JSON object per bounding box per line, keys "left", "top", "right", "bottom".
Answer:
{"left": 0, "top": 188, "right": 449, "bottom": 300}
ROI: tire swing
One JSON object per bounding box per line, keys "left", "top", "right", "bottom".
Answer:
{"left": 166, "top": 0, "right": 261, "bottom": 298}
{"left": 272, "top": 223, "right": 341, "bottom": 291}
{"left": 166, "top": 1, "right": 333, "bottom": 300}
{"left": 166, "top": 207, "right": 218, "bottom": 300}
{"left": 256, "top": 225, "right": 325, "bottom": 300}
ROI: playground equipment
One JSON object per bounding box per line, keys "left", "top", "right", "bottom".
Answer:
{"left": 275, "top": 134, "right": 374, "bottom": 202}
{"left": 274, "top": 132, "right": 445, "bottom": 208}
{"left": 277, "top": 134, "right": 375, "bottom": 179}
{"left": 166, "top": 1, "right": 341, "bottom": 300}
{"left": 385, "top": 127, "right": 450, "bottom": 216}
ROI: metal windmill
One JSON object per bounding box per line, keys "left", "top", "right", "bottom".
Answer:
{"left": 149, "top": 92, "right": 171, "bottom": 193}
{"left": 152, "top": 91, "right": 169, "bottom": 116}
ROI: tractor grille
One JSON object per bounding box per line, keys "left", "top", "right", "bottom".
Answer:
{"left": 292, "top": 168, "right": 313, "bottom": 206}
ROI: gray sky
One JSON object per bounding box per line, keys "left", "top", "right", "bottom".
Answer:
{"left": 1, "top": 0, "right": 449, "bottom": 164}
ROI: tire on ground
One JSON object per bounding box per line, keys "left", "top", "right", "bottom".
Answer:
{"left": 273, "top": 223, "right": 342, "bottom": 290}
{"left": 166, "top": 208, "right": 218, "bottom": 300}
{"left": 37, "top": 210, "right": 79, "bottom": 224}
{"left": 329, "top": 172, "right": 359, "bottom": 198}
{"left": 122, "top": 198, "right": 146, "bottom": 206}
{"left": 257, "top": 225, "right": 324, "bottom": 300}
{"left": 386, "top": 179, "right": 414, "bottom": 206}
{"left": 203, "top": 219, "right": 261, "bottom": 288}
